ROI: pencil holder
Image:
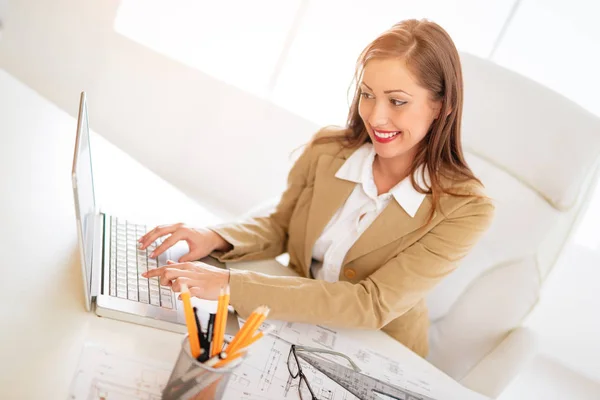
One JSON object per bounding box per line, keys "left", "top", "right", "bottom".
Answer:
{"left": 162, "top": 335, "right": 245, "bottom": 400}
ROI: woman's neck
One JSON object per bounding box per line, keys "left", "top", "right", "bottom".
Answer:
{"left": 373, "top": 154, "right": 414, "bottom": 195}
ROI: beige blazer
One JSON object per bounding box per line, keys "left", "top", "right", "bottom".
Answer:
{"left": 210, "top": 131, "right": 495, "bottom": 357}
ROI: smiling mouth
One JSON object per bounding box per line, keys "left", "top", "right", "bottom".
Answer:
{"left": 374, "top": 130, "right": 400, "bottom": 139}
{"left": 372, "top": 128, "right": 402, "bottom": 143}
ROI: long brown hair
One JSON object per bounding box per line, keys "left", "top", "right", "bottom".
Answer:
{"left": 313, "top": 19, "right": 481, "bottom": 221}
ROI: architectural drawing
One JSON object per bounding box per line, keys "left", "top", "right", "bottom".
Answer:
{"left": 228, "top": 318, "right": 436, "bottom": 400}
{"left": 68, "top": 344, "right": 172, "bottom": 400}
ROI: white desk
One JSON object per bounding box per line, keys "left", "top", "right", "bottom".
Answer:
{"left": 0, "top": 69, "right": 487, "bottom": 399}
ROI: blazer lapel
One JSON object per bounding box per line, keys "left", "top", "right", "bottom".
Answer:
{"left": 303, "top": 155, "right": 355, "bottom": 269}
{"left": 343, "top": 195, "right": 432, "bottom": 266}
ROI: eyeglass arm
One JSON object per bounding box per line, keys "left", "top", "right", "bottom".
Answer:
{"left": 294, "top": 345, "right": 361, "bottom": 372}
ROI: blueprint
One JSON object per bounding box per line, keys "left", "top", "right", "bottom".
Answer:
{"left": 222, "top": 319, "right": 489, "bottom": 400}
{"left": 68, "top": 324, "right": 488, "bottom": 400}
{"left": 68, "top": 344, "right": 172, "bottom": 400}
{"left": 222, "top": 330, "right": 357, "bottom": 400}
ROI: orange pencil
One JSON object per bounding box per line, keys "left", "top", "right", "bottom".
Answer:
{"left": 229, "top": 307, "right": 270, "bottom": 355}
{"left": 219, "top": 286, "right": 230, "bottom": 350}
{"left": 225, "top": 306, "right": 263, "bottom": 354}
{"left": 180, "top": 284, "right": 202, "bottom": 359}
{"left": 211, "top": 286, "right": 230, "bottom": 357}
{"left": 213, "top": 350, "right": 246, "bottom": 368}
{"left": 243, "top": 324, "right": 275, "bottom": 348}
{"left": 210, "top": 287, "right": 223, "bottom": 357}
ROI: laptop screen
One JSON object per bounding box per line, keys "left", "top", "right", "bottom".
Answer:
{"left": 72, "top": 92, "right": 96, "bottom": 310}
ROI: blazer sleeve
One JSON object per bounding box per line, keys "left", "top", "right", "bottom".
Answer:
{"left": 227, "top": 196, "right": 495, "bottom": 328}
{"left": 207, "top": 138, "right": 314, "bottom": 264}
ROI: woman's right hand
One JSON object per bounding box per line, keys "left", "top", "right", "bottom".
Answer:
{"left": 137, "top": 223, "right": 231, "bottom": 262}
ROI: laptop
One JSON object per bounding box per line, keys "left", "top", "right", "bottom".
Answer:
{"left": 71, "top": 91, "right": 236, "bottom": 334}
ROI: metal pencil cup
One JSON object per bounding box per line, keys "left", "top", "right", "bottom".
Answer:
{"left": 162, "top": 335, "right": 243, "bottom": 400}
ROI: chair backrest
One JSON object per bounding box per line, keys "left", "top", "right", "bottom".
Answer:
{"left": 426, "top": 52, "right": 600, "bottom": 380}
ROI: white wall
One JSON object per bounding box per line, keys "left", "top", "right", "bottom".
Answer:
{"left": 0, "top": 0, "right": 318, "bottom": 218}
{"left": 2, "top": 0, "right": 599, "bottom": 221}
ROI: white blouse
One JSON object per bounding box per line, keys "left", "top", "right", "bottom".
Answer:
{"left": 310, "top": 143, "right": 428, "bottom": 282}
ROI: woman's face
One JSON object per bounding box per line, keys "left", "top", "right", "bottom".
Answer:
{"left": 358, "top": 58, "right": 441, "bottom": 163}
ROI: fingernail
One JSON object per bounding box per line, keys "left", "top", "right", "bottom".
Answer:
{"left": 141, "top": 272, "right": 147, "bottom": 277}
{"left": 150, "top": 251, "right": 155, "bottom": 258}
{"left": 138, "top": 242, "right": 143, "bottom": 249}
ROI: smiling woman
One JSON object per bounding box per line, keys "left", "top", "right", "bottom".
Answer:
{"left": 140, "top": 19, "right": 495, "bottom": 358}
{"left": 313, "top": 19, "right": 480, "bottom": 223}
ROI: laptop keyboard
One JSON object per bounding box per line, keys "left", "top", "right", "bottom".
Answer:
{"left": 108, "top": 216, "right": 174, "bottom": 309}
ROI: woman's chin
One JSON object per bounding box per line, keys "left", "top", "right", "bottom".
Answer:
{"left": 373, "top": 143, "right": 405, "bottom": 159}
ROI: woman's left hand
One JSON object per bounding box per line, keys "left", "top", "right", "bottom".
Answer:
{"left": 142, "top": 260, "right": 230, "bottom": 300}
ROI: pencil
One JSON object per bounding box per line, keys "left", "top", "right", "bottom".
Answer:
{"left": 243, "top": 324, "right": 275, "bottom": 348}
{"left": 224, "top": 306, "right": 262, "bottom": 355}
{"left": 235, "top": 307, "right": 270, "bottom": 353}
{"left": 218, "top": 286, "right": 230, "bottom": 355}
{"left": 228, "top": 306, "right": 270, "bottom": 355}
{"left": 213, "top": 350, "right": 246, "bottom": 368}
{"left": 180, "top": 284, "right": 202, "bottom": 359}
{"left": 204, "top": 351, "right": 228, "bottom": 368}
{"left": 210, "top": 288, "right": 223, "bottom": 357}
{"left": 211, "top": 286, "right": 230, "bottom": 357}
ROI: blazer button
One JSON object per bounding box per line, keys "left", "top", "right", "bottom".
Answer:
{"left": 344, "top": 268, "right": 356, "bottom": 279}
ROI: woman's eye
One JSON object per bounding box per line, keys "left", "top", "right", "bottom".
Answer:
{"left": 360, "top": 92, "right": 374, "bottom": 99}
{"left": 391, "top": 99, "right": 407, "bottom": 107}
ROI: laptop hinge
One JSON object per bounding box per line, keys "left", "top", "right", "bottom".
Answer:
{"left": 90, "top": 211, "right": 104, "bottom": 298}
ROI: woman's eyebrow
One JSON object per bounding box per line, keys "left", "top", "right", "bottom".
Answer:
{"left": 361, "top": 81, "right": 412, "bottom": 96}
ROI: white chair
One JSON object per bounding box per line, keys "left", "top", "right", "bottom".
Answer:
{"left": 425, "top": 52, "right": 600, "bottom": 398}
{"left": 237, "top": 52, "right": 600, "bottom": 398}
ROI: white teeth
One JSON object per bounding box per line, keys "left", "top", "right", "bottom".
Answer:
{"left": 374, "top": 130, "right": 400, "bottom": 139}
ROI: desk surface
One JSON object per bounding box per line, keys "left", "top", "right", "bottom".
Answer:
{"left": 0, "top": 69, "right": 487, "bottom": 399}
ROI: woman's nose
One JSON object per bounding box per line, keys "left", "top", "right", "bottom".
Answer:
{"left": 368, "top": 101, "right": 390, "bottom": 127}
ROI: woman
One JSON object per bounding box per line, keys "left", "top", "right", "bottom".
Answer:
{"left": 140, "top": 19, "right": 494, "bottom": 357}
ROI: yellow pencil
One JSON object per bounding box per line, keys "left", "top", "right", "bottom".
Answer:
{"left": 228, "top": 307, "right": 270, "bottom": 355}
{"left": 213, "top": 350, "right": 246, "bottom": 368}
{"left": 211, "top": 286, "right": 230, "bottom": 357}
{"left": 243, "top": 324, "right": 275, "bottom": 348}
{"left": 225, "top": 306, "right": 263, "bottom": 354}
{"left": 210, "top": 287, "right": 223, "bottom": 357}
{"left": 219, "top": 286, "right": 230, "bottom": 353}
{"left": 236, "top": 307, "right": 270, "bottom": 352}
{"left": 180, "top": 283, "right": 202, "bottom": 359}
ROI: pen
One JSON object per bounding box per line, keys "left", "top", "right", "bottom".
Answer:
{"left": 206, "top": 313, "right": 216, "bottom": 356}
{"left": 192, "top": 306, "right": 203, "bottom": 337}
{"left": 180, "top": 284, "right": 202, "bottom": 359}
{"left": 193, "top": 306, "right": 210, "bottom": 362}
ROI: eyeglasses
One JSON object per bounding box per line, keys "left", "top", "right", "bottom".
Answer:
{"left": 287, "top": 344, "right": 361, "bottom": 400}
